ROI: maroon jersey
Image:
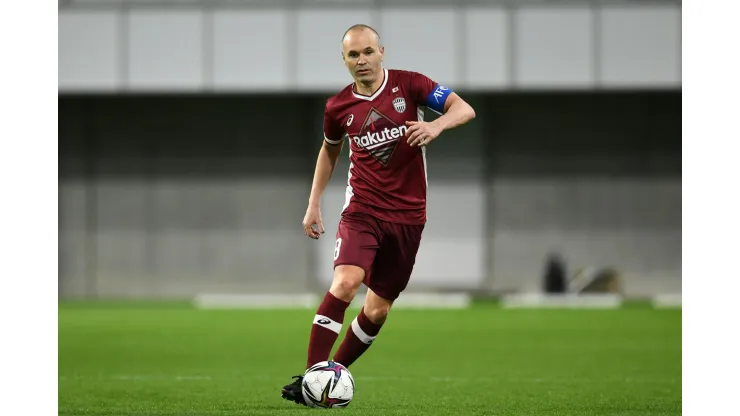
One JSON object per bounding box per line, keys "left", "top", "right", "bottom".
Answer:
{"left": 323, "top": 68, "right": 452, "bottom": 225}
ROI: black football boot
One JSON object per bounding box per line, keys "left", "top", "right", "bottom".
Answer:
{"left": 280, "top": 375, "right": 307, "bottom": 406}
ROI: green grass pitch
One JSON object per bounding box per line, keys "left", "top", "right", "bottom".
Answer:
{"left": 59, "top": 301, "right": 681, "bottom": 415}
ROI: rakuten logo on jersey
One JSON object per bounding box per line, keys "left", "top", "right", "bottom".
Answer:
{"left": 354, "top": 108, "right": 405, "bottom": 166}
{"left": 352, "top": 125, "right": 408, "bottom": 149}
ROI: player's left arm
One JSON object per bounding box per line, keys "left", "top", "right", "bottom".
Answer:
{"left": 406, "top": 89, "right": 476, "bottom": 147}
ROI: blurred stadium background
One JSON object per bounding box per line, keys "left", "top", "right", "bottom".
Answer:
{"left": 59, "top": 0, "right": 681, "bottom": 307}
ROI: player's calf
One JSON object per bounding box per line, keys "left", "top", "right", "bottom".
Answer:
{"left": 305, "top": 265, "right": 365, "bottom": 369}
{"left": 333, "top": 288, "right": 391, "bottom": 368}
{"left": 363, "top": 301, "right": 390, "bottom": 325}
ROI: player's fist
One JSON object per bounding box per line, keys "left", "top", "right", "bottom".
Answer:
{"left": 405, "top": 120, "right": 442, "bottom": 147}
{"left": 302, "top": 205, "right": 325, "bottom": 240}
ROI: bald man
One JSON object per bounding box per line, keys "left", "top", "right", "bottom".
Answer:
{"left": 282, "top": 24, "right": 476, "bottom": 407}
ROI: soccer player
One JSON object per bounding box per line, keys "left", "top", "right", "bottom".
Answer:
{"left": 281, "top": 24, "right": 476, "bottom": 405}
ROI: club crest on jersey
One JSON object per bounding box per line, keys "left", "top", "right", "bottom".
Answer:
{"left": 392, "top": 97, "right": 406, "bottom": 113}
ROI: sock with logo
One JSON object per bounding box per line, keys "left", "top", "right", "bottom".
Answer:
{"left": 332, "top": 307, "right": 384, "bottom": 368}
{"left": 306, "top": 291, "right": 351, "bottom": 369}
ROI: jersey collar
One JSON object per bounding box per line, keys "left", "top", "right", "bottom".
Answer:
{"left": 351, "top": 68, "right": 388, "bottom": 101}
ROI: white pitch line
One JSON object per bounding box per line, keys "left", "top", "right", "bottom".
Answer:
{"left": 356, "top": 376, "right": 679, "bottom": 384}
{"left": 112, "top": 375, "right": 212, "bottom": 381}
{"left": 174, "top": 376, "right": 212, "bottom": 381}
{"left": 58, "top": 374, "right": 679, "bottom": 385}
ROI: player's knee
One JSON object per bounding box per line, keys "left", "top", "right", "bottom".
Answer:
{"left": 330, "top": 278, "right": 360, "bottom": 300}
{"left": 364, "top": 303, "right": 390, "bottom": 324}
{"left": 329, "top": 266, "right": 364, "bottom": 302}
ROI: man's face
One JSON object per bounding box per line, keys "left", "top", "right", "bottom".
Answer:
{"left": 342, "top": 29, "right": 384, "bottom": 84}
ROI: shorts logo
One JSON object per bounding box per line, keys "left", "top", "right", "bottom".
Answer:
{"left": 346, "top": 114, "right": 354, "bottom": 126}
{"left": 393, "top": 97, "right": 406, "bottom": 113}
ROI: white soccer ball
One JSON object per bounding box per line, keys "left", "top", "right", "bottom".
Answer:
{"left": 301, "top": 360, "right": 355, "bottom": 408}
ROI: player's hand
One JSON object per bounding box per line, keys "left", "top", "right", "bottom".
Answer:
{"left": 405, "top": 121, "right": 442, "bottom": 147}
{"left": 302, "top": 205, "right": 325, "bottom": 240}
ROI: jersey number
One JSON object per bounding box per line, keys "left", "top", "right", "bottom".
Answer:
{"left": 334, "top": 238, "right": 342, "bottom": 260}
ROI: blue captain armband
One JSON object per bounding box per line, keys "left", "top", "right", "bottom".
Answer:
{"left": 425, "top": 84, "right": 452, "bottom": 114}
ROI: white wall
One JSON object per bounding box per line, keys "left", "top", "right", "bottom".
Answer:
{"left": 58, "top": 2, "right": 682, "bottom": 92}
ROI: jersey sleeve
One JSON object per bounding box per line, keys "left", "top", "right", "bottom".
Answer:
{"left": 323, "top": 100, "right": 344, "bottom": 146}
{"left": 409, "top": 72, "right": 453, "bottom": 115}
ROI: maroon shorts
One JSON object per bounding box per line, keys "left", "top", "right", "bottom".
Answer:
{"left": 333, "top": 212, "right": 425, "bottom": 301}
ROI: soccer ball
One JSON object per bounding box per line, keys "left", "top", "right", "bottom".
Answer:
{"left": 301, "top": 360, "right": 355, "bottom": 408}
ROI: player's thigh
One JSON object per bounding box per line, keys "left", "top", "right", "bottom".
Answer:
{"left": 367, "top": 222, "right": 425, "bottom": 301}
{"left": 333, "top": 214, "right": 382, "bottom": 282}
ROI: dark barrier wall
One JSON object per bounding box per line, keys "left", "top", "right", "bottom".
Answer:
{"left": 59, "top": 91, "right": 680, "bottom": 298}
{"left": 60, "top": 92, "right": 679, "bottom": 178}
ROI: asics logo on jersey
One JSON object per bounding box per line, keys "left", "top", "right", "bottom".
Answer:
{"left": 352, "top": 125, "right": 407, "bottom": 149}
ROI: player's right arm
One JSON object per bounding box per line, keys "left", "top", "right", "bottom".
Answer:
{"left": 303, "top": 102, "right": 345, "bottom": 240}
